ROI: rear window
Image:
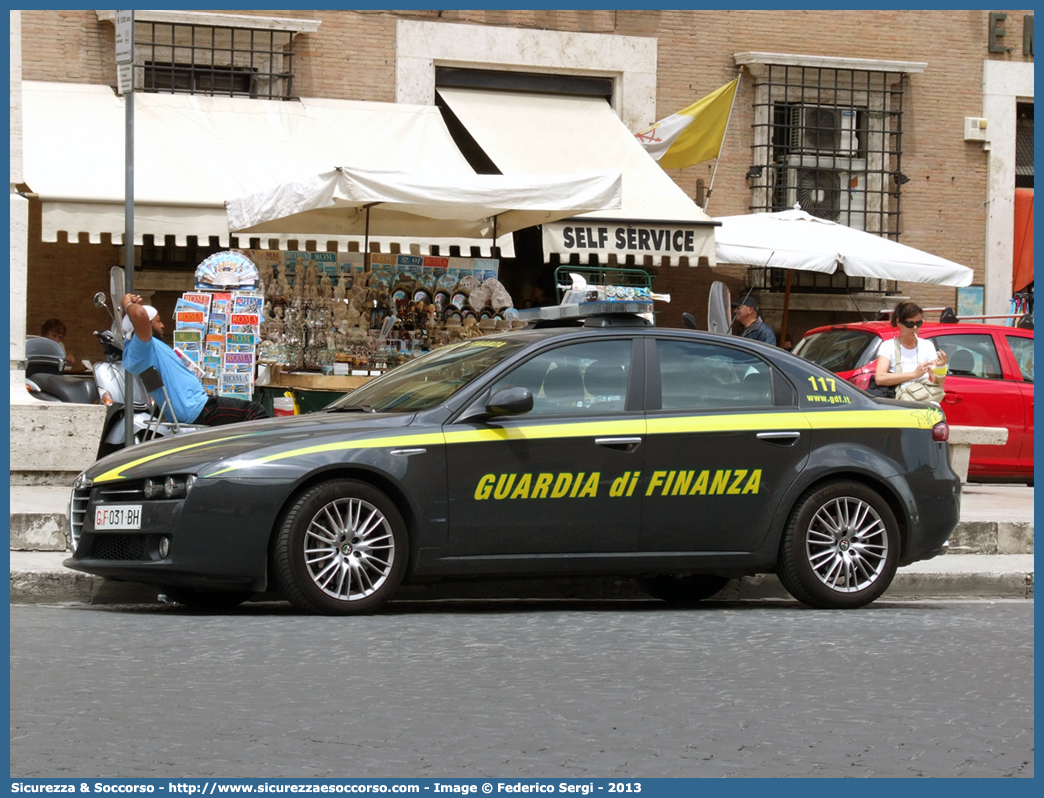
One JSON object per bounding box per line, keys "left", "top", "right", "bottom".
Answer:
{"left": 793, "top": 329, "right": 879, "bottom": 373}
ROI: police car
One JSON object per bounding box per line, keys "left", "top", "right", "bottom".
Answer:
{"left": 65, "top": 309, "right": 960, "bottom": 613}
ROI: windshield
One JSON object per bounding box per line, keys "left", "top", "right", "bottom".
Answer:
{"left": 793, "top": 330, "right": 879, "bottom": 373}
{"left": 325, "top": 339, "right": 527, "bottom": 413}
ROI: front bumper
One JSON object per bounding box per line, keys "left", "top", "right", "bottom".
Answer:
{"left": 64, "top": 476, "right": 291, "bottom": 592}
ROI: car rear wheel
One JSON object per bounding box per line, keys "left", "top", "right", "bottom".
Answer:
{"left": 638, "top": 575, "right": 730, "bottom": 604}
{"left": 778, "top": 480, "right": 900, "bottom": 609}
{"left": 274, "top": 479, "right": 407, "bottom": 615}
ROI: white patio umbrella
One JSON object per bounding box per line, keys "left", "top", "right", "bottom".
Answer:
{"left": 714, "top": 207, "right": 973, "bottom": 343}
{"left": 714, "top": 208, "right": 974, "bottom": 287}
{"left": 226, "top": 165, "right": 623, "bottom": 245}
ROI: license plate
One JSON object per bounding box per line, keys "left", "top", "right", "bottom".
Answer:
{"left": 94, "top": 505, "right": 142, "bottom": 530}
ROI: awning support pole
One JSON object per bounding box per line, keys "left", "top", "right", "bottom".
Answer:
{"left": 364, "top": 205, "right": 371, "bottom": 271}
{"left": 123, "top": 12, "right": 136, "bottom": 450}
{"left": 780, "top": 269, "right": 792, "bottom": 348}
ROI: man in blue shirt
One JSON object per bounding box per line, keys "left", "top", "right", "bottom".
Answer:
{"left": 732, "top": 296, "right": 777, "bottom": 346}
{"left": 121, "top": 293, "right": 267, "bottom": 426}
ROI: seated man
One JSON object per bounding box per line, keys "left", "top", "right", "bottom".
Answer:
{"left": 120, "top": 293, "right": 268, "bottom": 426}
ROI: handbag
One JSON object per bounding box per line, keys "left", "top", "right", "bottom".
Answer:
{"left": 866, "top": 338, "right": 902, "bottom": 399}
{"left": 896, "top": 380, "right": 946, "bottom": 405}
{"left": 865, "top": 376, "right": 895, "bottom": 399}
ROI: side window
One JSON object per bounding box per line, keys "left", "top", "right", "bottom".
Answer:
{"left": 488, "top": 339, "right": 632, "bottom": 416}
{"left": 657, "top": 339, "right": 775, "bottom": 411}
{"left": 1006, "top": 336, "right": 1034, "bottom": 383}
{"left": 932, "top": 334, "right": 1004, "bottom": 380}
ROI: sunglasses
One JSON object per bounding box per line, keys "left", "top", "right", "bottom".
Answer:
{"left": 901, "top": 319, "right": 924, "bottom": 329}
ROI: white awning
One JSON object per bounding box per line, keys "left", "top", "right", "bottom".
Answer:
{"left": 20, "top": 82, "right": 514, "bottom": 256}
{"left": 437, "top": 88, "right": 718, "bottom": 267}
{"left": 226, "top": 166, "right": 622, "bottom": 239}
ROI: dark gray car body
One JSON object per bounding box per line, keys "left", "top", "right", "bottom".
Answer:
{"left": 66, "top": 327, "right": 961, "bottom": 594}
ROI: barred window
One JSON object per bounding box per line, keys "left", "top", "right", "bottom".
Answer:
{"left": 138, "top": 21, "right": 295, "bottom": 100}
{"left": 98, "top": 11, "right": 320, "bottom": 102}
{"left": 735, "top": 53, "right": 925, "bottom": 293}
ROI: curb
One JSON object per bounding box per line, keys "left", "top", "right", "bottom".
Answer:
{"left": 10, "top": 566, "right": 1035, "bottom": 606}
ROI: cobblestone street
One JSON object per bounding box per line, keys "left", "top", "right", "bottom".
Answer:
{"left": 10, "top": 599, "right": 1034, "bottom": 778}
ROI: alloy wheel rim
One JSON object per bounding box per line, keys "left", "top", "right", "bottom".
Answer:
{"left": 304, "top": 498, "right": 394, "bottom": 601}
{"left": 805, "top": 497, "right": 888, "bottom": 593}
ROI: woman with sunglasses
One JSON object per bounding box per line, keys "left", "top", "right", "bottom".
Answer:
{"left": 873, "top": 301, "right": 949, "bottom": 394}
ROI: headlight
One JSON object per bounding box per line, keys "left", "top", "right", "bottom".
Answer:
{"left": 142, "top": 475, "right": 195, "bottom": 500}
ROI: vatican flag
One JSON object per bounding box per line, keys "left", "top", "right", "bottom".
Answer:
{"left": 636, "top": 79, "right": 739, "bottom": 169}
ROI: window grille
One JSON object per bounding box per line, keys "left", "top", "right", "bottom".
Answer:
{"left": 1016, "top": 102, "right": 1034, "bottom": 189}
{"left": 136, "top": 21, "right": 296, "bottom": 100}
{"left": 747, "top": 62, "right": 907, "bottom": 293}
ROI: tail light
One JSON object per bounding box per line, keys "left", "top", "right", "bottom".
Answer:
{"left": 932, "top": 421, "right": 950, "bottom": 442}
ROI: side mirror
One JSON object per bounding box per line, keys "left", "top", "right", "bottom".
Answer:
{"left": 93, "top": 292, "right": 108, "bottom": 309}
{"left": 487, "top": 386, "right": 533, "bottom": 416}
{"left": 681, "top": 312, "right": 698, "bottom": 330}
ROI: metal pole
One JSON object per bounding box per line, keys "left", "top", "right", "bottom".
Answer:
{"left": 122, "top": 12, "right": 136, "bottom": 449}
{"left": 702, "top": 70, "right": 742, "bottom": 213}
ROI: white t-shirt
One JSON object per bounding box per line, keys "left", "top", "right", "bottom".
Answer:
{"left": 877, "top": 337, "right": 938, "bottom": 386}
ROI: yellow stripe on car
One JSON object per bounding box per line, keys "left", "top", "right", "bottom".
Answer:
{"left": 93, "top": 435, "right": 250, "bottom": 483}
{"left": 203, "top": 432, "right": 448, "bottom": 476}
{"left": 443, "top": 418, "right": 646, "bottom": 445}
{"left": 129, "top": 406, "right": 944, "bottom": 481}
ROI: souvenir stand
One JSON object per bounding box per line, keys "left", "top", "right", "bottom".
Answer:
{"left": 244, "top": 249, "right": 525, "bottom": 412}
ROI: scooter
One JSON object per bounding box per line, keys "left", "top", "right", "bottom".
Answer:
{"left": 25, "top": 336, "right": 100, "bottom": 404}
{"left": 92, "top": 291, "right": 181, "bottom": 459}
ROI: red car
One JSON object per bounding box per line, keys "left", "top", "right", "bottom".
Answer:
{"left": 794, "top": 320, "right": 1034, "bottom": 483}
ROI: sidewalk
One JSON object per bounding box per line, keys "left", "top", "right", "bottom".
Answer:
{"left": 9, "top": 483, "right": 1034, "bottom": 605}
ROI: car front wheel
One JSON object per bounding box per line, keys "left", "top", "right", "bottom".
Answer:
{"left": 274, "top": 479, "right": 408, "bottom": 615}
{"left": 777, "top": 480, "right": 900, "bottom": 609}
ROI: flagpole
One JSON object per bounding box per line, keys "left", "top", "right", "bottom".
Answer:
{"left": 702, "top": 69, "right": 742, "bottom": 213}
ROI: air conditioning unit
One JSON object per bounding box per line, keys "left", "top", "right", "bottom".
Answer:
{"left": 785, "top": 156, "right": 866, "bottom": 230}
{"left": 789, "top": 105, "right": 858, "bottom": 155}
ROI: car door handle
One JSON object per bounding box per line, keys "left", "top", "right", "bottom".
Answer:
{"left": 943, "top": 394, "right": 962, "bottom": 404}
{"left": 595, "top": 437, "right": 642, "bottom": 453}
{"left": 756, "top": 431, "right": 801, "bottom": 447}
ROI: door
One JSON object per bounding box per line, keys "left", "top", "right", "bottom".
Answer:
{"left": 639, "top": 337, "right": 811, "bottom": 553}
{"left": 1005, "top": 333, "right": 1035, "bottom": 477}
{"left": 445, "top": 337, "right": 644, "bottom": 556}
{"left": 930, "top": 332, "right": 1025, "bottom": 478}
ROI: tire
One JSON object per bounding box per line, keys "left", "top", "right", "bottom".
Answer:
{"left": 161, "top": 587, "right": 253, "bottom": 611}
{"left": 777, "top": 480, "right": 900, "bottom": 609}
{"left": 274, "top": 479, "right": 408, "bottom": 615}
{"left": 638, "top": 575, "right": 730, "bottom": 604}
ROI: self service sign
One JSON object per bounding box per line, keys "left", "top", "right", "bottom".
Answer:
{"left": 542, "top": 221, "right": 716, "bottom": 266}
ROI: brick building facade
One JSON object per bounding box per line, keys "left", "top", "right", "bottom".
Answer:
{"left": 16, "top": 9, "right": 1034, "bottom": 359}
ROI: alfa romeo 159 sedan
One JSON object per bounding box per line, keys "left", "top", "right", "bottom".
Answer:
{"left": 66, "top": 318, "right": 961, "bottom": 613}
